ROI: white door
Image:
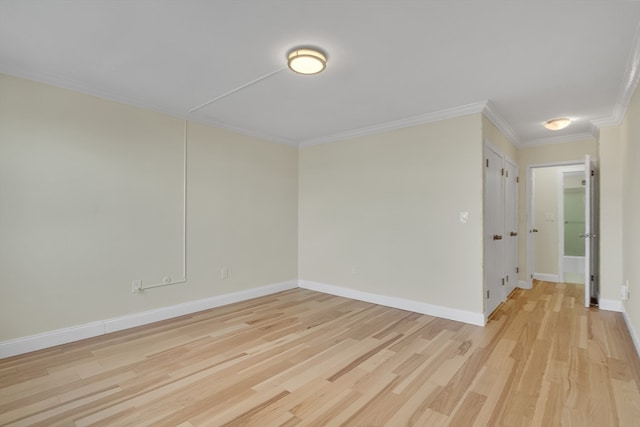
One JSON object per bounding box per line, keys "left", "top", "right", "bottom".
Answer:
{"left": 504, "top": 159, "right": 518, "bottom": 297}
{"left": 484, "top": 146, "right": 504, "bottom": 316}
{"left": 583, "top": 155, "right": 599, "bottom": 307}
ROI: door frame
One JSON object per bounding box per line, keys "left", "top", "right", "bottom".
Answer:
{"left": 526, "top": 160, "right": 585, "bottom": 288}
{"left": 556, "top": 165, "right": 586, "bottom": 285}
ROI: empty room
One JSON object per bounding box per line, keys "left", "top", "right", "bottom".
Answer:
{"left": 2, "top": 1, "right": 640, "bottom": 425}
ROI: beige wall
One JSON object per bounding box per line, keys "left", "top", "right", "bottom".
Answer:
{"left": 3, "top": 69, "right": 634, "bottom": 346}
{"left": 516, "top": 139, "right": 597, "bottom": 283}
{"left": 598, "top": 126, "right": 623, "bottom": 302}
{"left": 299, "top": 114, "right": 484, "bottom": 314}
{"left": 619, "top": 83, "right": 640, "bottom": 337}
{"left": 0, "top": 74, "right": 299, "bottom": 340}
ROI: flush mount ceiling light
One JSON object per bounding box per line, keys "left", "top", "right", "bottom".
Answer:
{"left": 543, "top": 117, "right": 572, "bottom": 131}
{"left": 287, "top": 48, "right": 327, "bottom": 75}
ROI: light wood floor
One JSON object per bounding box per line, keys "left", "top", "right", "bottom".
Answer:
{"left": 2, "top": 281, "right": 640, "bottom": 426}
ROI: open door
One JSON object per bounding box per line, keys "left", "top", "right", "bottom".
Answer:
{"left": 583, "top": 155, "right": 599, "bottom": 307}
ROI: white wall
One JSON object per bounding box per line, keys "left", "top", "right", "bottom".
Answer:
{"left": 299, "top": 114, "right": 484, "bottom": 316}
{"left": 0, "top": 74, "right": 299, "bottom": 341}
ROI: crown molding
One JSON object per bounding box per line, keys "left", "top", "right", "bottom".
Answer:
{"left": 190, "top": 115, "right": 299, "bottom": 147}
{"left": 519, "top": 132, "right": 597, "bottom": 148}
{"left": 592, "top": 21, "right": 640, "bottom": 128}
{"left": 0, "top": 65, "right": 183, "bottom": 118}
{"left": 299, "top": 101, "right": 488, "bottom": 147}
{"left": 0, "top": 67, "right": 298, "bottom": 147}
{"left": 481, "top": 100, "right": 520, "bottom": 147}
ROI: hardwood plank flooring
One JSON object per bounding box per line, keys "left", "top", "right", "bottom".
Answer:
{"left": 2, "top": 280, "right": 640, "bottom": 426}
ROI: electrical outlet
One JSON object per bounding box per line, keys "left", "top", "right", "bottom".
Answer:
{"left": 626, "top": 280, "right": 631, "bottom": 300}
{"left": 221, "top": 267, "right": 229, "bottom": 280}
{"left": 351, "top": 265, "right": 358, "bottom": 274}
{"left": 132, "top": 280, "right": 142, "bottom": 294}
{"left": 621, "top": 281, "right": 630, "bottom": 300}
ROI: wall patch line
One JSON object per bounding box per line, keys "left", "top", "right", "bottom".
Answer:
{"left": 136, "top": 120, "right": 188, "bottom": 292}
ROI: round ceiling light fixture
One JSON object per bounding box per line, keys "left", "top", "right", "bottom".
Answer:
{"left": 543, "top": 117, "right": 572, "bottom": 131}
{"left": 287, "top": 48, "right": 327, "bottom": 75}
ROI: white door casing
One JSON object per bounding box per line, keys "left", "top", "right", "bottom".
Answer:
{"left": 584, "top": 155, "right": 600, "bottom": 307}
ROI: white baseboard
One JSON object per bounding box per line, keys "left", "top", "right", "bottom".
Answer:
{"left": 621, "top": 303, "right": 640, "bottom": 359}
{"left": 599, "top": 298, "right": 624, "bottom": 312}
{"left": 0, "top": 280, "right": 298, "bottom": 359}
{"left": 532, "top": 273, "right": 560, "bottom": 283}
{"left": 299, "top": 280, "right": 485, "bottom": 326}
{"left": 518, "top": 280, "right": 531, "bottom": 289}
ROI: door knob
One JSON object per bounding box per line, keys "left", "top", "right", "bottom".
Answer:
{"left": 530, "top": 229, "right": 539, "bottom": 233}
{"left": 510, "top": 231, "right": 518, "bottom": 236}
{"left": 493, "top": 234, "right": 503, "bottom": 240}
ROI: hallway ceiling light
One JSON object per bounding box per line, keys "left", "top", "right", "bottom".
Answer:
{"left": 543, "top": 117, "right": 572, "bottom": 131}
{"left": 287, "top": 48, "right": 327, "bottom": 75}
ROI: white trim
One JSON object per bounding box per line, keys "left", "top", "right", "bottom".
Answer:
{"left": 599, "top": 298, "right": 624, "bottom": 312}
{"left": 189, "top": 115, "right": 299, "bottom": 147}
{"left": 0, "top": 280, "right": 298, "bottom": 359}
{"left": 532, "top": 273, "right": 560, "bottom": 283}
{"left": 622, "top": 305, "right": 640, "bottom": 359}
{"left": 518, "top": 280, "right": 531, "bottom": 289}
{"left": 299, "top": 280, "right": 486, "bottom": 326}
{"left": 482, "top": 100, "right": 520, "bottom": 147}
{"left": 299, "top": 101, "right": 487, "bottom": 146}
{"left": 520, "top": 131, "right": 597, "bottom": 148}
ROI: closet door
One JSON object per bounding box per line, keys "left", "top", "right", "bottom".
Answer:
{"left": 504, "top": 158, "right": 518, "bottom": 297}
{"left": 484, "top": 146, "right": 505, "bottom": 316}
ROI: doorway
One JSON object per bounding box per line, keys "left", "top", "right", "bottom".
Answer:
{"left": 526, "top": 157, "right": 599, "bottom": 307}
{"left": 561, "top": 169, "right": 586, "bottom": 285}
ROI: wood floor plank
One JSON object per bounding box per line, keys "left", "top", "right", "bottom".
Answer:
{"left": 2, "top": 281, "right": 640, "bottom": 426}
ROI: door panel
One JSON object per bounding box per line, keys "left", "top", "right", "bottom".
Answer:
{"left": 504, "top": 159, "right": 518, "bottom": 297}
{"left": 484, "top": 146, "right": 504, "bottom": 316}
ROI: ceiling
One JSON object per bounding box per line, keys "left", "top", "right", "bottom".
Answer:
{"left": 1, "top": 1, "right": 639, "bottom": 147}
